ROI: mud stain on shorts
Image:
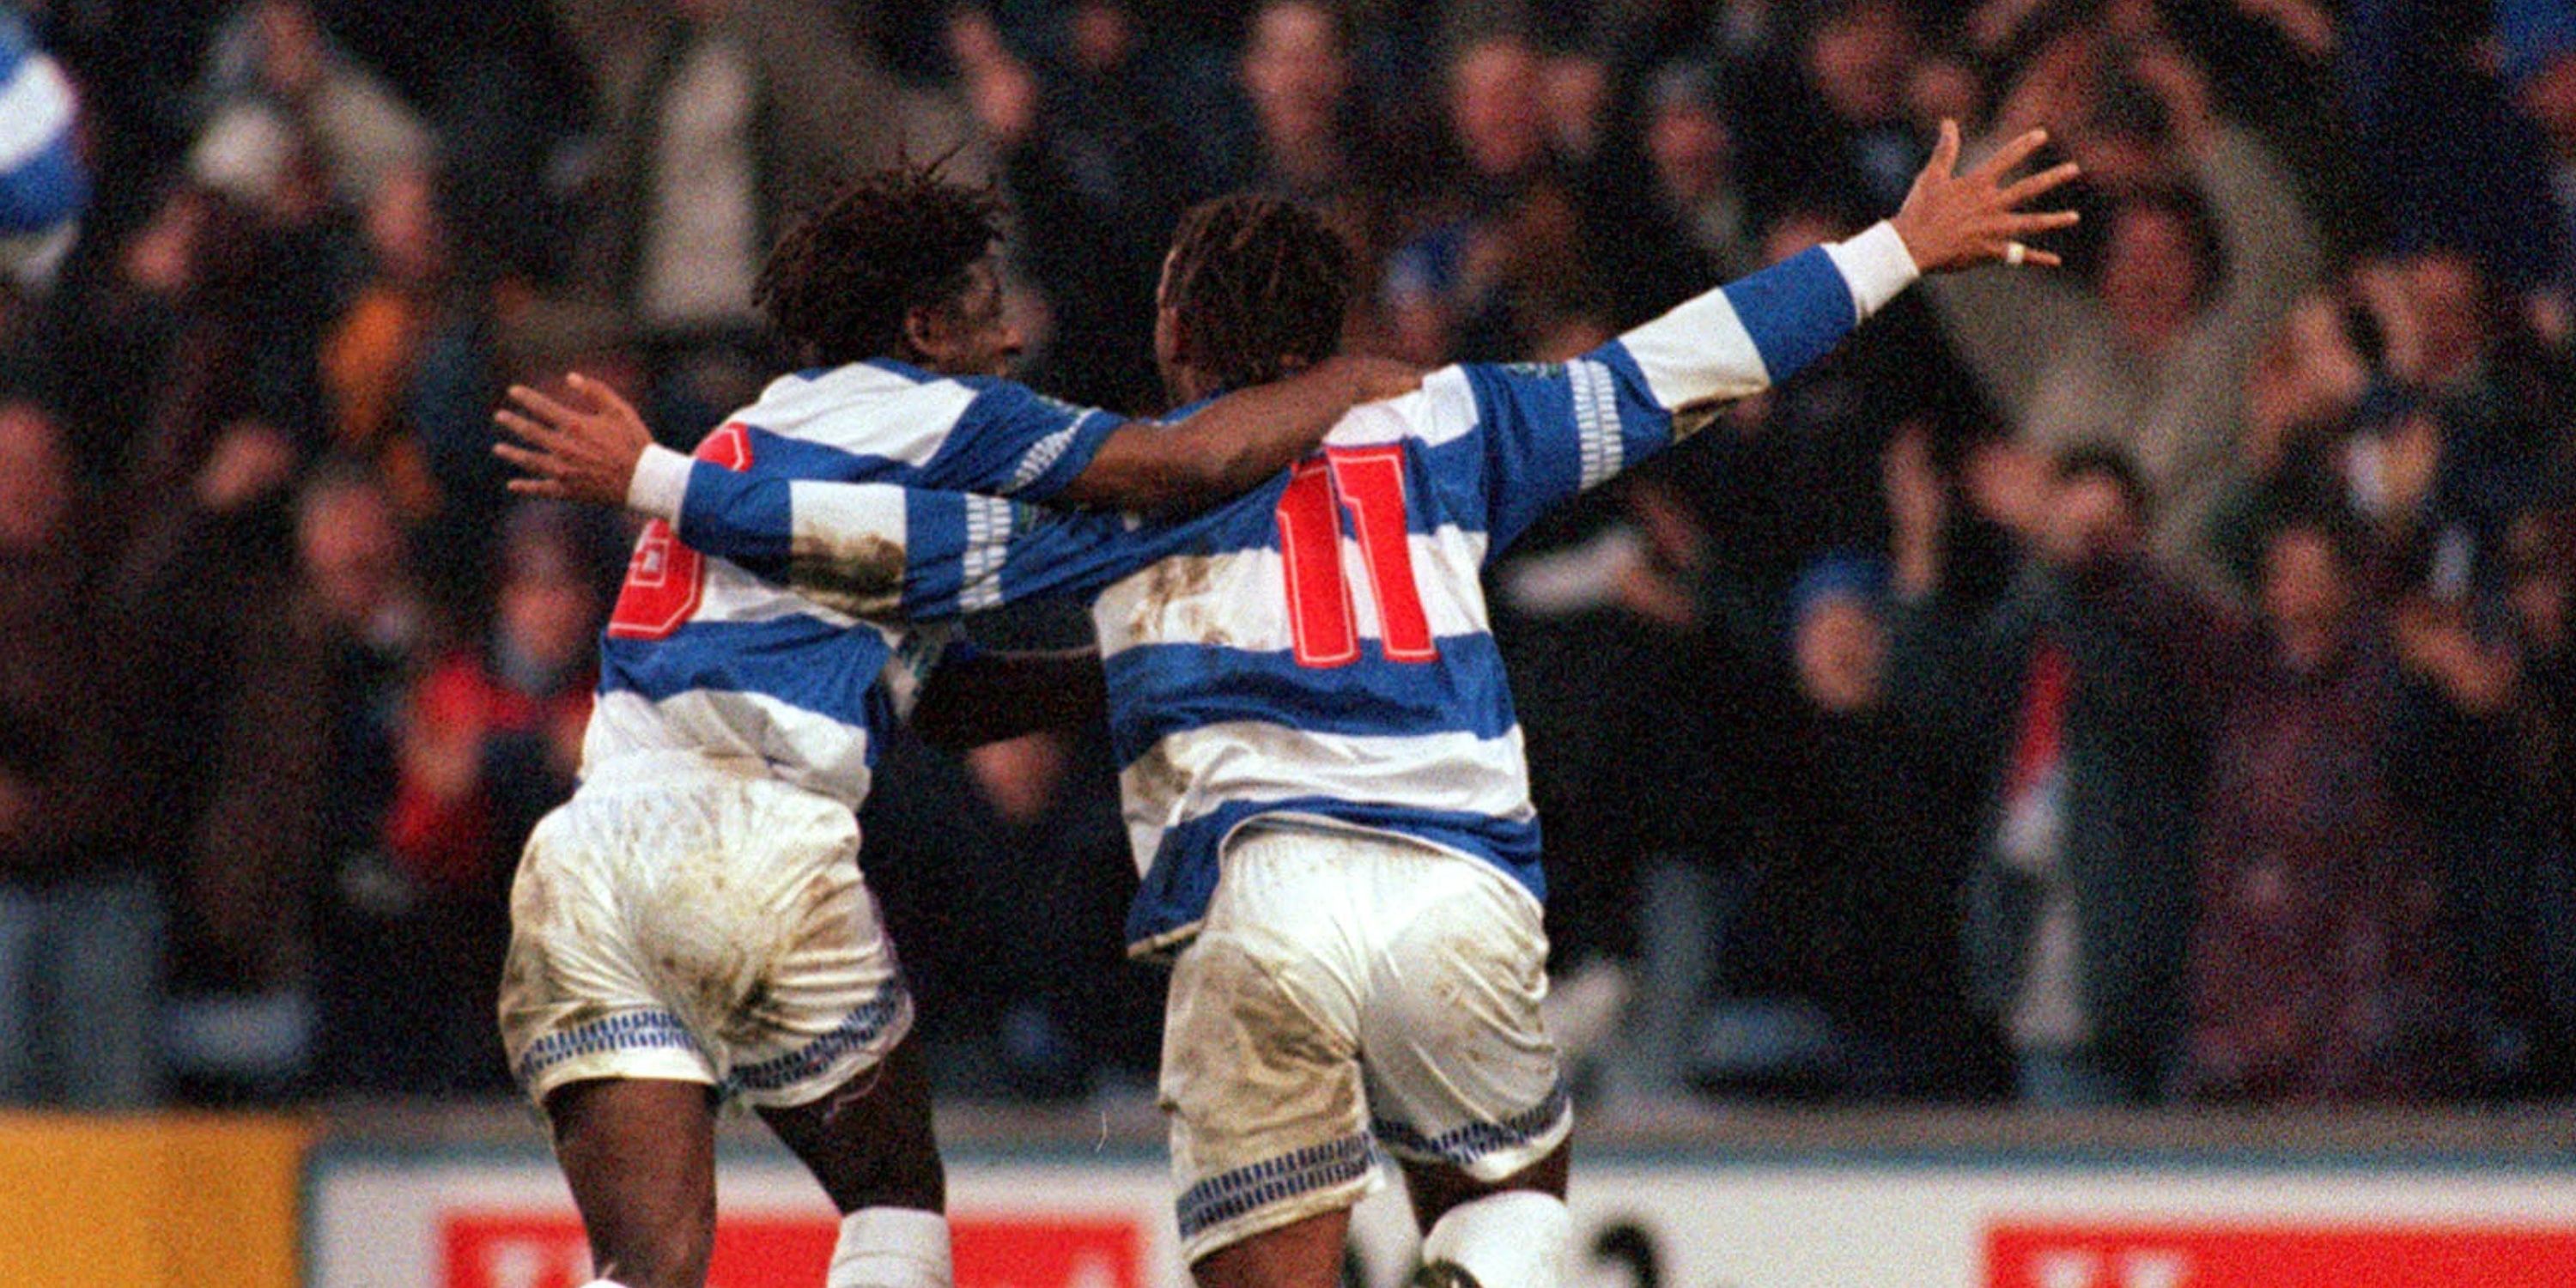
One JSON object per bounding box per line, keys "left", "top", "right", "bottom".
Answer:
{"left": 1172, "top": 933, "right": 1361, "bottom": 1164}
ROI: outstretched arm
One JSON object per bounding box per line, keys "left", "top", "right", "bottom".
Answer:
{"left": 1060, "top": 355, "right": 1421, "bottom": 514}
{"left": 1462, "top": 123, "right": 2080, "bottom": 549}
{"left": 1619, "top": 122, "right": 2080, "bottom": 416}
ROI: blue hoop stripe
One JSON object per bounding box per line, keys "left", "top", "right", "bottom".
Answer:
{"left": 516, "top": 1008, "right": 701, "bottom": 1087}
{"left": 720, "top": 977, "right": 909, "bottom": 1096}
{"left": 1175, "top": 1133, "right": 1376, "bottom": 1242}
{"left": 1370, "top": 1081, "right": 1571, "bottom": 1168}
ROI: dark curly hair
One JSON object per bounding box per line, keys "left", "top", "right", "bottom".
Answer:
{"left": 1161, "top": 195, "right": 1354, "bottom": 391}
{"left": 753, "top": 161, "right": 1007, "bottom": 366}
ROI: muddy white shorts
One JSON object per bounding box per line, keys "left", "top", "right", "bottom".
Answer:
{"left": 1160, "top": 824, "right": 1570, "bottom": 1264}
{"left": 497, "top": 753, "right": 911, "bottom": 1110}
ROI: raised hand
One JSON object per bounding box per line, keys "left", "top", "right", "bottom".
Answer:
{"left": 1887, "top": 120, "right": 2081, "bottom": 275}
{"left": 491, "top": 373, "right": 655, "bottom": 507}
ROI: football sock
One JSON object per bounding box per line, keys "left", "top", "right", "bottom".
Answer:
{"left": 827, "top": 1206, "right": 952, "bottom": 1288}
{"left": 1420, "top": 1190, "right": 1572, "bottom": 1288}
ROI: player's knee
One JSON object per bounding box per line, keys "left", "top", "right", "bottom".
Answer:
{"left": 597, "top": 1206, "right": 715, "bottom": 1288}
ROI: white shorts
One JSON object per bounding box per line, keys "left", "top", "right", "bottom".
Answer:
{"left": 1160, "top": 824, "right": 1569, "bottom": 1263}
{"left": 497, "top": 753, "right": 912, "bottom": 1110}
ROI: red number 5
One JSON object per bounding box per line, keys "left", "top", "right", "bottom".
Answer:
{"left": 606, "top": 422, "right": 753, "bottom": 641}
{"left": 1275, "top": 445, "right": 1437, "bottom": 667}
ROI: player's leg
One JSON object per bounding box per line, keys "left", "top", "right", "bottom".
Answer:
{"left": 1357, "top": 845, "right": 1573, "bottom": 1288}
{"left": 545, "top": 1077, "right": 719, "bottom": 1288}
{"left": 1189, "top": 1207, "right": 1352, "bottom": 1288}
{"left": 1399, "top": 1146, "right": 1571, "bottom": 1288}
{"left": 1162, "top": 829, "right": 1381, "bottom": 1287}
{"left": 756, "top": 1030, "right": 949, "bottom": 1288}
{"left": 500, "top": 787, "right": 730, "bottom": 1288}
{"left": 715, "top": 780, "right": 947, "bottom": 1288}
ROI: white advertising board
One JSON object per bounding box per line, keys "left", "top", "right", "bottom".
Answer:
{"left": 307, "top": 1145, "right": 2576, "bottom": 1288}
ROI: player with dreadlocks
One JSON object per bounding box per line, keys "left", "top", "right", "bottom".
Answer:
{"left": 488, "top": 161, "right": 1416, "bottom": 1288}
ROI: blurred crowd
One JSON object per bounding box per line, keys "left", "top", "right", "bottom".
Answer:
{"left": 3, "top": 0, "right": 2574, "bottom": 1110}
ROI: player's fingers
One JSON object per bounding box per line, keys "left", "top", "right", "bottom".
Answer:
{"left": 2002, "top": 210, "right": 2082, "bottom": 235}
{"left": 506, "top": 477, "right": 572, "bottom": 499}
{"left": 2019, "top": 246, "right": 2064, "bottom": 269}
{"left": 562, "top": 370, "right": 613, "bottom": 415}
{"left": 1971, "top": 127, "right": 2051, "bottom": 183}
{"left": 493, "top": 441, "right": 566, "bottom": 478}
{"left": 1999, "top": 161, "right": 2083, "bottom": 207}
{"left": 493, "top": 408, "right": 566, "bottom": 447}
{"left": 507, "top": 383, "right": 583, "bottom": 430}
{"left": 1929, "top": 117, "right": 1961, "bottom": 177}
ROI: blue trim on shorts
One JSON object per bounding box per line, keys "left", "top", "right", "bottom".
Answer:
{"left": 515, "top": 1008, "right": 701, "bottom": 1088}
{"left": 720, "top": 975, "right": 908, "bottom": 1097}
{"left": 1176, "top": 1133, "right": 1376, "bottom": 1242}
{"left": 1371, "top": 1080, "right": 1571, "bottom": 1169}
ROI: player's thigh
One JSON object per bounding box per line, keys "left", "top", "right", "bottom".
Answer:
{"left": 702, "top": 781, "right": 913, "bottom": 1111}
{"left": 1160, "top": 842, "right": 1376, "bottom": 1269}
{"left": 503, "top": 776, "right": 912, "bottom": 1111}
{"left": 499, "top": 794, "right": 721, "bottom": 1103}
{"left": 1188, "top": 1206, "right": 1352, "bottom": 1288}
{"left": 545, "top": 1077, "right": 718, "bottom": 1288}
{"left": 1357, "top": 858, "right": 1569, "bottom": 1192}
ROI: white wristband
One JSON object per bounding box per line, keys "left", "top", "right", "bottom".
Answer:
{"left": 1825, "top": 221, "right": 1923, "bottom": 322}
{"left": 627, "top": 444, "right": 695, "bottom": 523}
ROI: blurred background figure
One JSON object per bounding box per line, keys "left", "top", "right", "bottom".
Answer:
{"left": 0, "top": 399, "right": 157, "bottom": 1109}
{"left": 1886, "top": 439, "right": 2211, "bottom": 1107}
{"left": 357, "top": 501, "right": 604, "bottom": 1094}
{"left": 2179, "top": 512, "right": 2472, "bottom": 1102}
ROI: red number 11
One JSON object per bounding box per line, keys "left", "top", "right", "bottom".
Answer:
{"left": 1274, "top": 445, "right": 1438, "bottom": 667}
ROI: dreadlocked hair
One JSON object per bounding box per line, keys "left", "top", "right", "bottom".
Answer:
{"left": 753, "top": 161, "right": 1007, "bottom": 365}
{"left": 1162, "top": 195, "right": 1354, "bottom": 391}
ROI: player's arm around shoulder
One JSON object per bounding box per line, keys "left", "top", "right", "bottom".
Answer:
{"left": 1058, "top": 355, "right": 1423, "bottom": 517}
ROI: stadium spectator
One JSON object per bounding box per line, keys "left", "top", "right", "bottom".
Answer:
{"left": 1887, "top": 439, "right": 2213, "bottom": 1106}
{"left": 1382, "top": 33, "right": 1598, "bottom": 364}
{"left": 188, "top": 464, "right": 431, "bottom": 1097}
{"left": 0, "top": 399, "right": 160, "bottom": 1109}
{"left": 953, "top": 3, "right": 1219, "bottom": 411}
{"left": 1789, "top": 0, "right": 1930, "bottom": 216}
{"left": 2179, "top": 512, "right": 2474, "bottom": 1102}
{"left": 2341, "top": 0, "right": 2563, "bottom": 295}
{"left": 368, "top": 502, "right": 602, "bottom": 1092}
{"left": 189, "top": 1, "right": 432, "bottom": 212}
{"left": 1739, "top": 550, "right": 1996, "bottom": 1098}
{"left": 553, "top": 0, "right": 907, "bottom": 426}
{"left": 2500, "top": 511, "right": 2576, "bottom": 1083}
{"left": 1925, "top": 33, "right": 2323, "bottom": 592}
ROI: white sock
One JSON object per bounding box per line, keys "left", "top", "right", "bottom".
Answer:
{"left": 1420, "top": 1191, "right": 1572, "bottom": 1288}
{"left": 828, "top": 1206, "right": 951, "bottom": 1288}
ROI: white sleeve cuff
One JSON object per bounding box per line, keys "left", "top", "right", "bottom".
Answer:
{"left": 627, "top": 444, "right": 694, "bottom": 523}
{"left": 1826, "top": 221, "right": 1922, "bottom": 322}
